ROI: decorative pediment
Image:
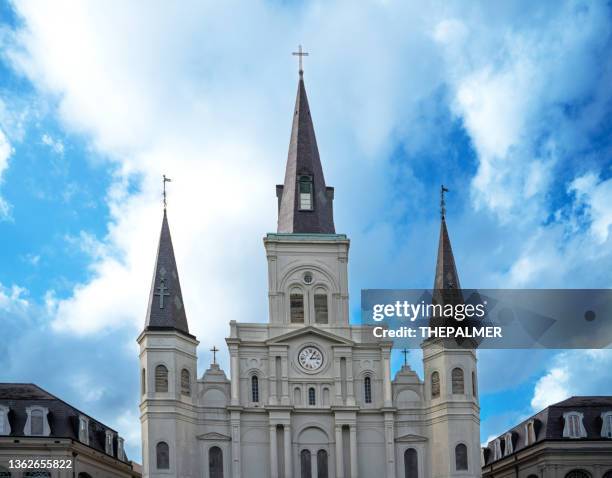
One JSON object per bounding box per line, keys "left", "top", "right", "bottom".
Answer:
{"left": 395, "top": 433, "right": 428, "bottom": 443}
{"left": 197, "top": 432, "right": 231, "bottom": 441}
{"left": 266, "top": 326, "right": 354, "bottom": 346}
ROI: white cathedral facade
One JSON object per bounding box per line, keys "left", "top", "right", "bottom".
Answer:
{"left": 137, "top": 68, "right": 481, "bottom": 478}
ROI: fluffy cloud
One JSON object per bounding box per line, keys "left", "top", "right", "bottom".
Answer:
{"left": 0, "top": 128, "right": 13, "bottom": 219}
{"left": 531, "top": 350, "right": 612, "bottom": 411}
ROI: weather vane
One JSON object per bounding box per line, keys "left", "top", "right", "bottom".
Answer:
{"left": 163, "top": 174, "right": 172, "bottom": 210}
{"left": 440, "top": 184, "right": 449, "bottom": 219}
{"left": 292, "top": 44, "right": 309, "bottom": 76}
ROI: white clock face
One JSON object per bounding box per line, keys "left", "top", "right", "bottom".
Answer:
{"left": 298, "top": 346, "right": 323, "bottom": 371}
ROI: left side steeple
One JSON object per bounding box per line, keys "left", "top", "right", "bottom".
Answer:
{"left": 144, "top": 209, "right": 190, "bottom": 335}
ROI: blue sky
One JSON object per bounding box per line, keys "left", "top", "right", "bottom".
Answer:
{"left": 1, "top": 0, "right": 612, "bottom": 462}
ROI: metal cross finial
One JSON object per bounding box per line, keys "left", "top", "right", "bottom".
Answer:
{"left": 210, "top": 346, "right": 219, "bottom": 365}
{"left": 292, "top": 44, "right": 309, "bottom": 76}
{"left": 440, "top": 185, "right": 449, "bottom": 219}
{"left": 154, "top": 279, "right": 170, "bottom": 309}
{"left": 401, "top": 348, "right": 409, "bottom": 367}
{"left": 162, "top": 174, "right": 172, "bottom": 210}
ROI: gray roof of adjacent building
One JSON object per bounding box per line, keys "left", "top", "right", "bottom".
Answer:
{"left": 483, "top": 396, "right": 612, "bottom": 466}
{"left": 0, "top": 383, "right": 130, "bottom": 463}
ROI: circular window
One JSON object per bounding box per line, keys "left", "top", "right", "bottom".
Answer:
{"left": 303, "top": 272, "right": 313, "bottom": 284}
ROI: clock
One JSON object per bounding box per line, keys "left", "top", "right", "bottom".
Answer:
{"left": 298, "top": 346, "right": 324, "bottom": 371}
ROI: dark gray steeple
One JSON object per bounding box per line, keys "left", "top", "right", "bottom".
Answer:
{"left": 276, "top": 70, "right": 335, "bottom": 234}
{"left": 432, "top": 186, "right": 463, "bottom": 308}
{"left": 144, "top": 210, "right": 190, "bottom": 336}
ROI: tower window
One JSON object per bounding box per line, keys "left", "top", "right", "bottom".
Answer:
{"left": 431, "top": 371, "right": 440, "bottom": 398}
{"left": 251, "top": 375, "right": 259, "bottom": 403}
{"left": 181, "top": 369, "right": 191, "bottom": 396}
{"left": 290, "top": 291, "right": 305, "bottom": 323}
{"left": 455, "top": 443, "right": 468, "bottom": 471}
{"left": 155, "top": 365, "right": 169, "bottom": 392}
{"left": 141, "top": 368, "right": 146, "bottom": 395}
{"left": 308, "top": 387, "right": 316, "bottom": 406}
{"left": 156, "top": 441, "right": 170, "bottom": 469}
{"left": 298, "top": 175, "right": 313, "bottom": 210}
{"left": 364, "top": 376, "right": 372, "bottom": 404}
{"left": 452, "top": 368, "right": 464, "bottom": 394}
{"left": 314, "top": 291, "right": 328, "bottom": 324}
{"left": 472, "top": 371, "right": 477, "bottom": 397}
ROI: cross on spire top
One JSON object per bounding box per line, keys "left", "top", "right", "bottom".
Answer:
{"left": 163, "top": 174, "right": 172, "bottom": 210}
{"left": 292, "top": 44, "right": 309, "bottom": 76}
{"left": 440, "top": 184, "right": 449, "bottom": 219}
{"left": 402, "top": 348, "right": 409, "bottom": 367}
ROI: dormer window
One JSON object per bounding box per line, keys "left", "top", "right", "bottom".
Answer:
{"left": 78, "top": 415, "right": 89, "bottom": 445}
{"left": 492, "top": 438, "right": 502, "bottom": 460}
{"left": 524, "top": 420, "right": 536, "bottom": 446}
{"left": 0, "top": 405, "right": 10, "bottom": 435}
{"left": 563, "top": 412, "right": 587, "bottom": 438}
{"left": 298, "top": 175, "right": 313, "bottom": 210}
{"left": 25, "top": 406, "right": 50, "bottom": 436}
{"left": 118, "top": 436, "right": 126, "bottom": 461}
{"left": 105, "top": 430, "right": 114, "bottom": 455}
{"left": 601, "top": 412, "right": 612, "bottom": 438}
{"left": 503, "top": 432, "right": 513, "bottom": 456}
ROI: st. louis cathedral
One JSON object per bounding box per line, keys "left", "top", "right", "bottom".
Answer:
{"left": 137, "top": 64, "right": 481, "bottom": 478}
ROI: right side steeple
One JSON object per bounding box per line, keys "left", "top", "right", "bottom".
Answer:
{"left": 276, "top": 47, "right": 335, "bottom": 234}
{"left": 433, "top": 185, "right": 463, "bottom": 307}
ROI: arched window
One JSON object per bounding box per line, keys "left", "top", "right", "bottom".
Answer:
{"left": 565, "top": 471, "right": 591, "bottom": 478}
{"left": 31, "top": 409, "right": 44, "bottom": 435}
{"left": 141, "top": 368, "right": 146, "bottom": 395}
{"left": 455, "top": 443, "right": 468, "bottom": 471}
{"left": 78, "top": 473, "right": 93, "bottom": 478}
{"left": 294, "top": 387, "right": 302, "bottom": 405}
{"left": 300, "top": 449, "right": 312, "bottom": 478}
{"left": 527, "top": 475, "right": 539, "bottom": 478}
{"left": 24, "top": 473, "right": 50, "bottom": 478}
{"left": 364, "top": 376, "right": 372, "bottom": 404}
{"left": 209, "top": 446, "right": 224, "bottom": 478}
{"left": 290, "top": 290, "right": 305, "bottom": 323}
{"left": 431, "top": 371, "right": 440, "bottom": 398}
{"left": 0, "top": 466, "right": 11, "bottom": 478}
{"left": 602, "top": 471, "right": 612, "bottom": 478}
{"left": 404, "top": 448, "right": 418, "bottom": 477}
{"left": 314, "top": 289, "right": 328, "bottom": 324}
{"left": 298, "top": 175, "right": 313, "bottom": 210}
{"left": 308, "top": 387, "right": 316, "bottom": 406}
{"left": 317, "top": 450, "right": 328, "bottom": 478}
{"left": 181, "top": 369, "right": 191, "bottom": 396}
{"left": 155, "top": 365, "right": 168, "bottom": 393}
{"left": 471, "top": 371, "right": 477, "bottom": 397}
{"left": 251, "top": 375, "right": 259, "bottom": 403}
{"left": 156, "top": 441, "right": 170, "bottom": 469}
{"left": 452, "top": 368, "right": 464, "bottom": 394}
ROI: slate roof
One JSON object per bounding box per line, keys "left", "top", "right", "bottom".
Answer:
{"left": 0, "top": 383, "right": 128, "bottom": 462}
{"left": 144, "top": 210, "right": 190, "bottom": 336}
{"left": 483, "top": 396, "right": 612, "bottom": 465}
{"left": 276, "top": 72, "right": 336, "bottom": 234}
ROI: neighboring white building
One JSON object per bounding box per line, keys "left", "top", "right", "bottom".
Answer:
{"left": 0, "top": 383, "right": 140, "bottom": 478}
{"left": 482, "top": 397, "right": 612, "bottom": 478}
{"left": 138, "top": 68, "right": 481, "bottom": 478}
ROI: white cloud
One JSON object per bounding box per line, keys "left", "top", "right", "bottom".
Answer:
{"left": 41, "top": 133, "right": 64, "bottom": 154}
{"left": 0, "top": 128, "right": 13, "bottom": 219}
{"left": 531, "top": 349, "right": 612, "bottom": 411}
{"left": 569, "top": 171, "right": 612, "bottom": 243}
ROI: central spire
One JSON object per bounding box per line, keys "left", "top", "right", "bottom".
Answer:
{"left": 276, "top": 54, "right": 335, "bottom": 234}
